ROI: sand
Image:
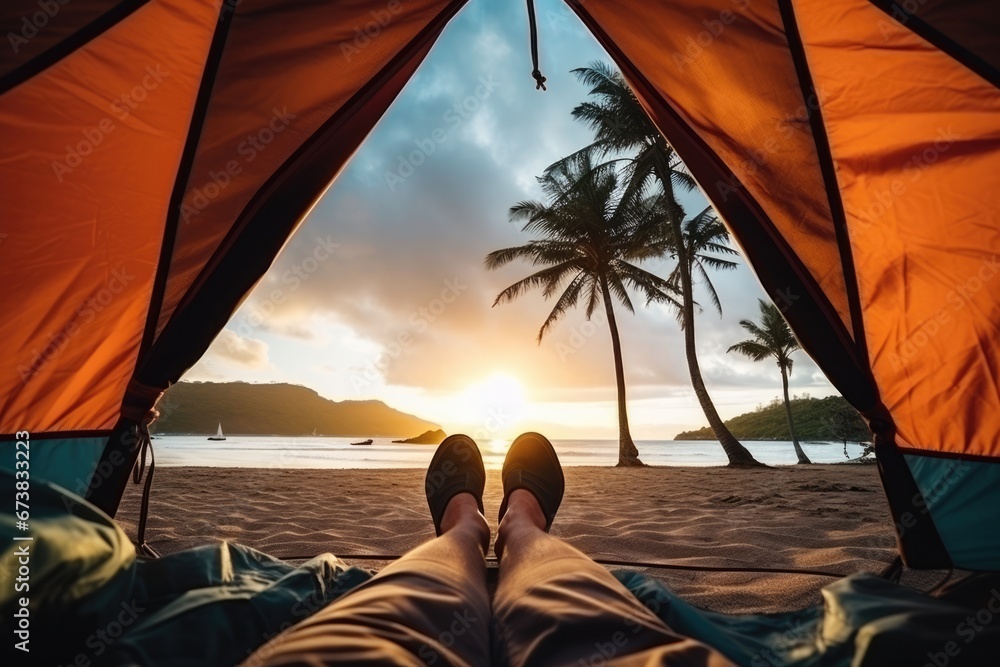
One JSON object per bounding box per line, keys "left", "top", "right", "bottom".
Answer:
{"left": 116, "top": 463, "right": 912, "bottom": 614}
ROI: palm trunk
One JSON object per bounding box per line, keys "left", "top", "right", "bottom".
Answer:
{"left": 674, "top": 221, "right": 759, "bottom": 466}
{"left": 600, "top": 276, "right": 642, "bottom": 466}
{"left": 781, "top": 364, "right": 811, "bottom": 464}
{"left": 655, "top": 148, "right": 759, "bottom": 467}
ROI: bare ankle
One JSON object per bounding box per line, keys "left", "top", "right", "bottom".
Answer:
{"left": 440, "top": 493, "right": 489, "bottom": 551}
{"left": 495, "top": 490, "right": 548, "bottom": 559}
{"left": 506, "top": 489, "right": 547, "bottom": 530}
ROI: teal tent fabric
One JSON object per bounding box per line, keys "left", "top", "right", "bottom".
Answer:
{"left": 904, "top": 454, "right": 1000, "bottom": 570}
{"left": 6, "top": 466, "right": 999, "bottom": 666}
{"left": 0, "top": 435, "right": 107, "bottom": 495}
{"left": 0, "top": 469, "right": 371, "bottom": 666}
{"left": 614, "top": 570, "right": 1000, "bottom": 666}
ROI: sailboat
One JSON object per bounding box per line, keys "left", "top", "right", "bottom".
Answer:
{"left": 208, "top": 422, "right": 226, "bottom": 441}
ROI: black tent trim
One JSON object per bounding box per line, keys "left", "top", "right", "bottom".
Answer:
{"left": 897, "top": 447, "right": 1000, "bottom": 464}
{"left": 0, "top": 0, "right": 151, "bottom": 95}
{"left": 0, "top": 429, "right": 112, "bottom": 441}
{"left": 777, "top": 0, "right": 950, "bottom": 568}
{"left": 776, "top": 0, "right": 868, "bottom": 356}
{"left": 568, "top": 0, "right": 951, "bottom": 568}
{"left": 136, "top": 0, "right": 237, "bottom": 365}
{"left": 867, "top": 0, "right": 1000, "bottom": 90}
{"left": 565, "top": 1, "right": 870, "bottom": 400}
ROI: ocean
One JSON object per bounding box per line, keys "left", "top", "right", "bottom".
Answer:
{"left": 150, "top": 436, "right": 868, "bottom": 468}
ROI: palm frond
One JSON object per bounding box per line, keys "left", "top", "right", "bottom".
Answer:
{"left": 727, "top": 340, "right": 771, "bottom": 361}
{"left": 612, "top": 260, "right": 681, "bottom": 309}
{"left": 694, "top": 263, "right": 723, "bottom": 316}
{"left": 584, "top": 278, "right": 602, "bottom": 319}
{"left": 537, "top": 272, "right": 588, "bottom": 342}
{"left": 493, "top": 263, "right": 576, "bottom": 306}
{"left": 485, "top": 244, "right": 534, "bottom": 270}
{"left": 606, "top": 273, "right": 635, "bottom": 314}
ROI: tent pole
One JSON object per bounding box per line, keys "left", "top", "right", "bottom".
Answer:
{"left": 85, "top": 417, "right": 141, "bottom": 517}
{"left": 871, "top": 420, "right": 952, "bottom": 568}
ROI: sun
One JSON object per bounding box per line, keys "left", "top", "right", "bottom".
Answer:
{"left": 455, "top": 373, "right": 528, "bottom": 435}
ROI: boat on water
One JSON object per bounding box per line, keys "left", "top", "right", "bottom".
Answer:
{"left": 208, "top": 422, "right": 226, "bottom": 441}
{"left": 350, "top": 438, "right": 373, "bottom": 446}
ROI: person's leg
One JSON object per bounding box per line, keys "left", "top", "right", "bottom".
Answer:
{"left": 493, "top": 489, "right": 733, "bottom": 667}
{"left": 250, "top": 493, "right": 491, "bottom": 667}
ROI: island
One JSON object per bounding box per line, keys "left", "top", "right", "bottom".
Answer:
{"left": 674, "top": 395, "right": 870, "bottom": 443}
{"left": 392, "top": 429, "right": 447, "bottom": 445}
{"left": 151, "top": 381, "right": 440, "bottom": 437}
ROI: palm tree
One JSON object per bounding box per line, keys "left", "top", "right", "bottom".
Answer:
{"left": 728, "top": 300, "right": 812, "bottom": 464}
{"left": 486, "top": 155, "right": 679, "bottom": 466}
{"left": 549, "top": 62, "right": 760, "bottom": 466}
{"left": 652, "top": 207, "right": 763, "bottom": 466}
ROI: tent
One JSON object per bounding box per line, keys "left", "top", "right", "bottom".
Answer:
{"left": 1, "top": 0, "right": 998, "bottom": 576}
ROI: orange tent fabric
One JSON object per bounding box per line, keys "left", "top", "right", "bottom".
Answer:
{"left": 0, "top": 0, "right": 465, "bottom": 434}
{"left": 1, "top": 0, "right": 219, "bottom": 431}
{"left": 1, "top": 0, "right": 998, "bottom": 568}
{"left": 568, "top": 0, "right": 1000, "bottom": 460}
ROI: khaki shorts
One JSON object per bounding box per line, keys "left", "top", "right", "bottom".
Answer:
{"left": 246, "top": 532, "right": 732, "bottom": 667}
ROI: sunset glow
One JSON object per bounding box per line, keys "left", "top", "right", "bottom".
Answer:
{"left": 181, "top": 1, "right": 840, "bottom": 440}
{"left": 454, "top": 373, "right": 527, "bottom": 437}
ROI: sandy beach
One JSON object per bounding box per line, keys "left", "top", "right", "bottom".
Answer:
{"left": 117, "top": 464, "right": 906, "bottom": 614}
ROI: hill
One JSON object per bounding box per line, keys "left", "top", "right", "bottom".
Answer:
{"left": 392, "top": 429, "right": 447, "bottom": 444}
{"left": 674, "top": 395, "right": 870, "bottom": 442}
{"left": 152, "top": 382, "right": 440, "bottom": 437}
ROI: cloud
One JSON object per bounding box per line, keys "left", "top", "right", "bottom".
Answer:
{"left": 189, "top": 0, "right": 837, "bottom": 424}
{"left": 205, "top": 330, "right": 270, "bottom": 368}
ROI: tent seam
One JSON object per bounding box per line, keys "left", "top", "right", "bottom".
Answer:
{"left": 866, "top": 0, "right": 1000, "bottom": 89}
{"left": 777, "top": 0, "right": 952, "bottom": 568}
{"left": 136, "top": 0, "right": 238, "bottom": 363}
{"left": 563, "top": 0, "right": 867, "bottom": 383}
{"left": 0, "top": 0, "right": 151, "bottom": 96}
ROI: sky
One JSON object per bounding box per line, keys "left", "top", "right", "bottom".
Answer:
{"left": 183, "top": 0, "right": 839, "bottom": 440}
